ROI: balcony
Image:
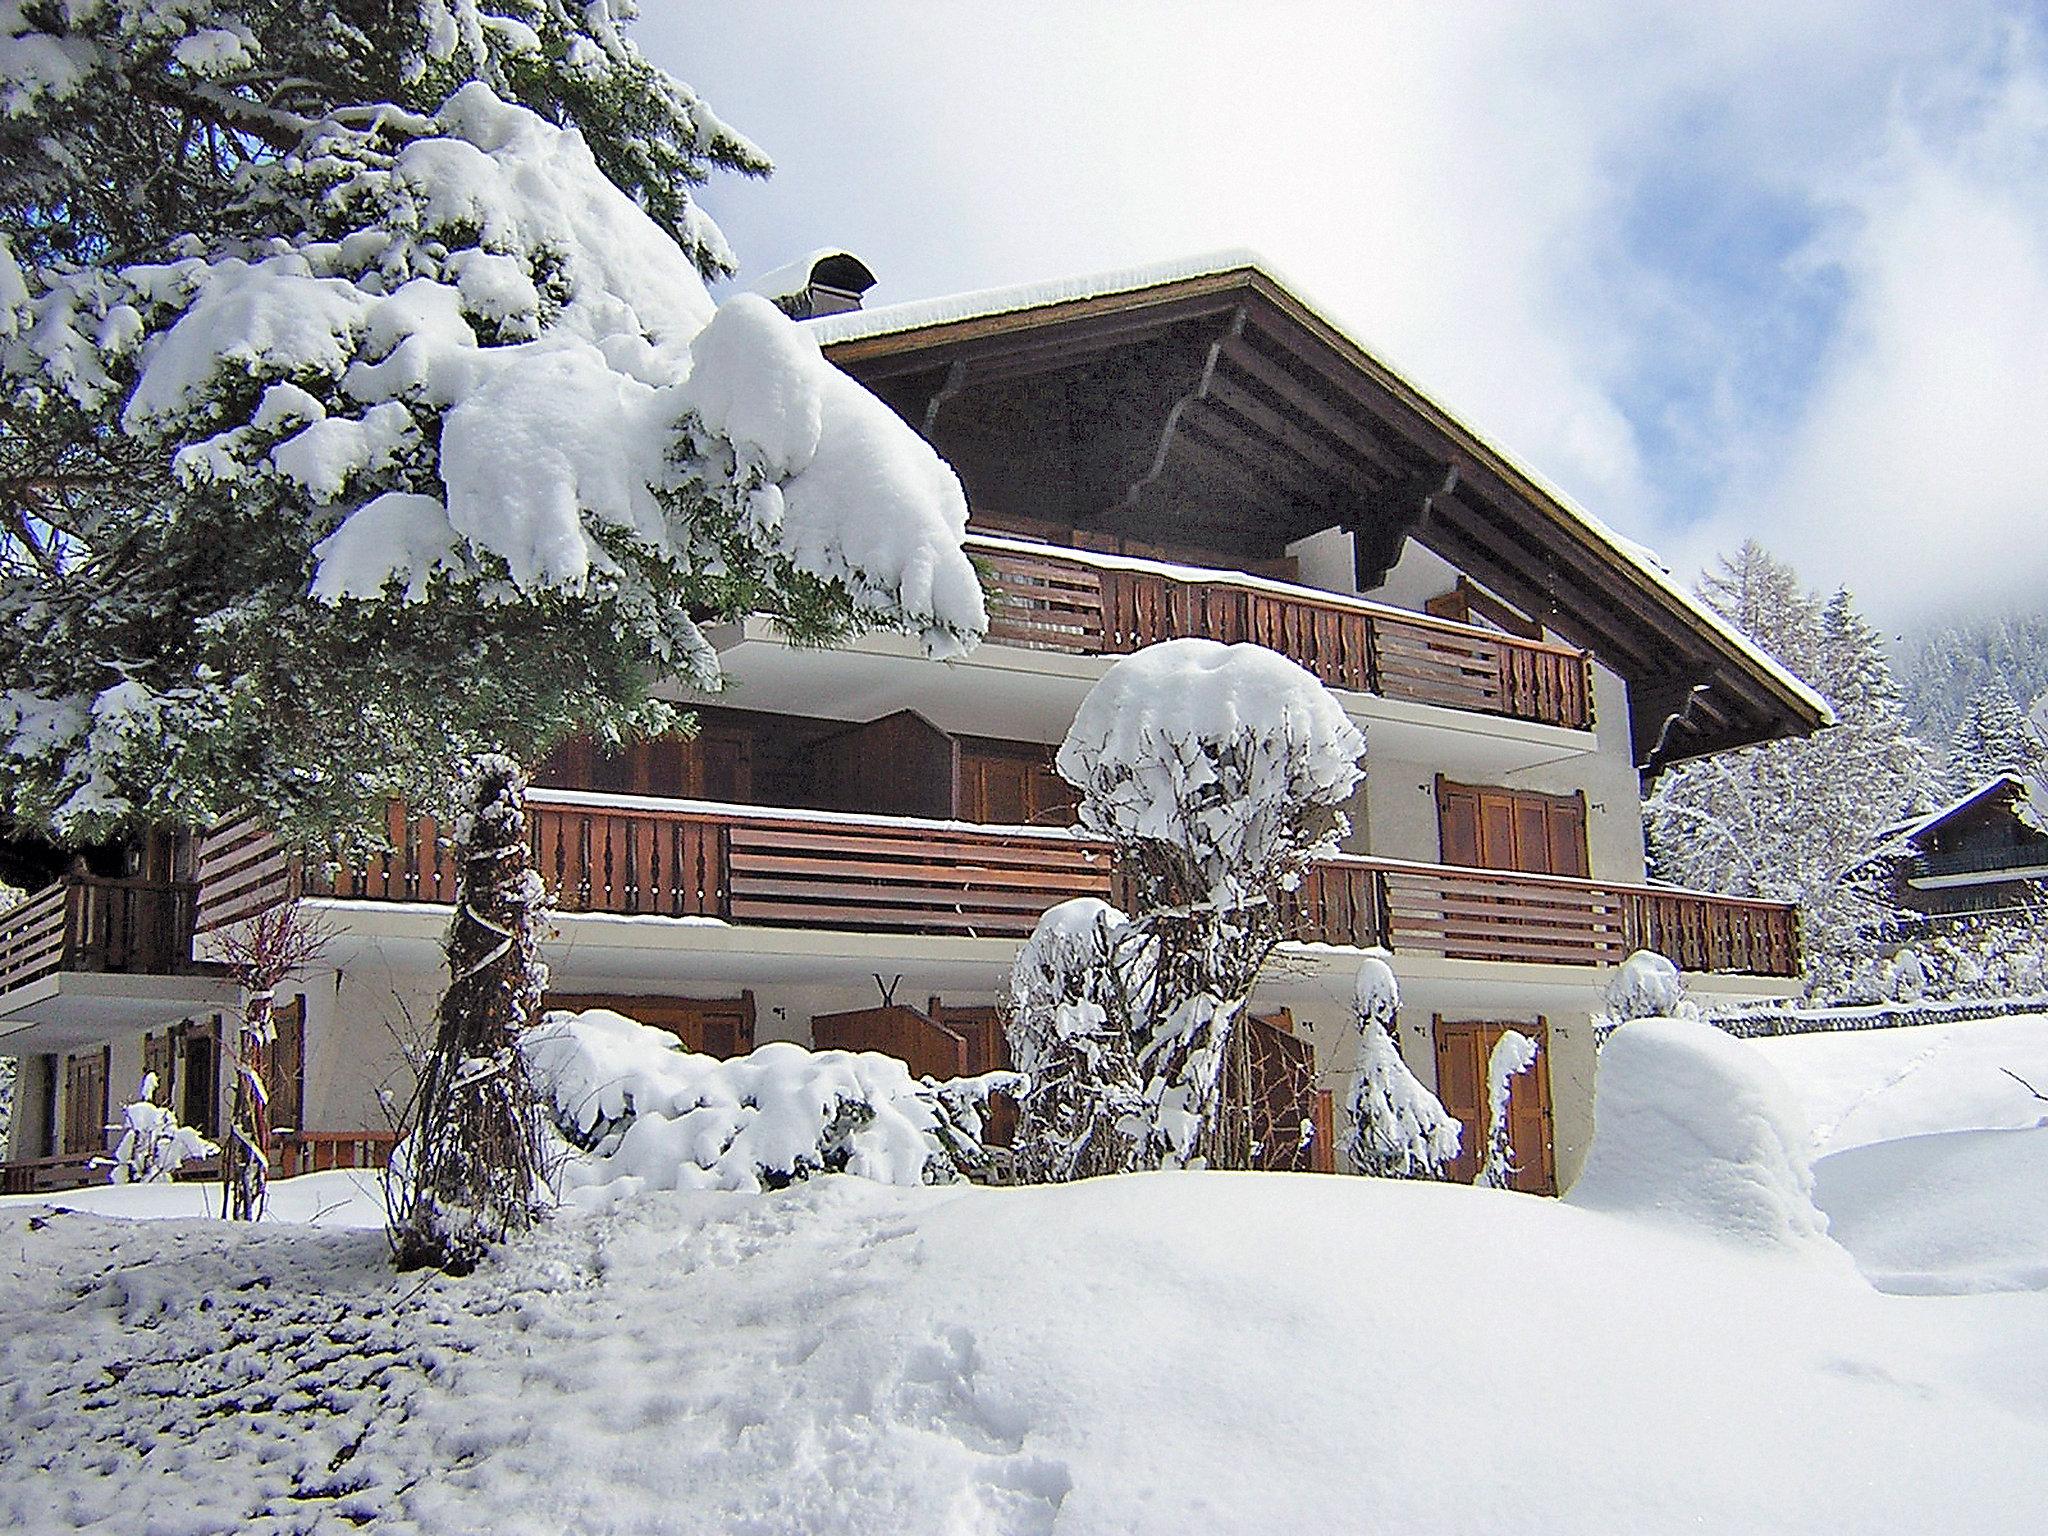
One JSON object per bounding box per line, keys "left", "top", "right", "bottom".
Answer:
{"left": 1906, "top": 843, "right": 2048, "bottom": 884}
{"left": 971, "top": 536, "right": 1596, "bottom": 732}
{"left": 203, "top": 795, "right": 1796, "bottom": 978}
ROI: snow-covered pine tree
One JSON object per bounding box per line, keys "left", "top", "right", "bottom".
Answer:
{"left": 1646, "top": 551, "right": 1932, "bottom": 999}
{"left": 1004, "top": 897, "right": 1151, "bottom": 1183}
{"left": 0, "top": 4, "right": 984, "bottom": 851}
{"left": 1343, "top": 957, "right": 1459, "bottom": 1179}
{"left": 1055, "top": 639, "right": 1365, "bottom": 1169}
{"left": 1943, "top": 683, "right": 2047, "bottom": 795}
{"left": 1473, "top": 1030, "right": 1537, "bottom": 1190}
{"left": 1897, "top": 612, "right": 2048, "bottom": 755}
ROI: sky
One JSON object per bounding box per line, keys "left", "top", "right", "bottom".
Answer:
{"left": 639, "top": 2, "right": 2048, "bottom": 630}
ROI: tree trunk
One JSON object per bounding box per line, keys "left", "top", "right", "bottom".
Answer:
{"left": 220, "top": 990, "right": 272, "bottom": 1221}
{"left": 390, "top": 756, "right": 550, "bottom": 1274}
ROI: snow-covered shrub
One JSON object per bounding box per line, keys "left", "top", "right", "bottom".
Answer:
{"left": 1566, "top": 1018, "right": 1833, "bottom": 1251}
{"left": 1057, "top": 640, "right": 1365, "bottom": 909}
{"left": 1474, "top": 1031, "right": 1539, "bottom": 1190}
{"left": 1055, "top": 640, "right": 1366, "bottom": 1168}
{"left": 1006, "top": 897, "right": 1152, "bottom": 1182}
{"left": 523, "top": 1011, "right": 1000, "bottom": 1193}
{"left": 1601, "top": 950, "right": 1698, "bottom": 1026}
{"left": 110, "top": 1074, "right": 217, "bottom": 1185}
{"left": 1344, "top": 958, "right": 1460, "bottom": 1179}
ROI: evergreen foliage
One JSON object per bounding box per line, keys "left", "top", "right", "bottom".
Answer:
{"left": 1942, "top": 683, "right": 2047, "bottom": 794}
{"left": 1342, "top": 958, "right": 1459, "bottom": 1179}
{"left": 0, "top": 3, "right": 978, "bottom": 852}
{"left": 1897, "top": 610, "right": 2048, "bottom": 760}
{"left": 1646, "top": 545, "right": 1932, "bottom": 999}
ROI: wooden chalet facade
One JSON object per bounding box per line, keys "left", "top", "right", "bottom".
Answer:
{"left": 0, "top": 253, "right": 1823, "bottom": 1196}
{"left": 1888, "top": 775, "right": 2048, "bottom": 922}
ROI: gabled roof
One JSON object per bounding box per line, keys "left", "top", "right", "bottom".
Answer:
{"left": 811, "top": 252, "right": 1830, "bottom": 770}
{"left": 1890, "top": 774, "right": 2045, "bottom": 846}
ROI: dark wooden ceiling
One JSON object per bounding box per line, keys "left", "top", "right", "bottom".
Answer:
{"left": 823, "top": 266, "right": 1826, "bottom": 772}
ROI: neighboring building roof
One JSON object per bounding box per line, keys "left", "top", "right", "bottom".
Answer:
{"left": 1891, "top": 774, "right": 2047, "bottom": 846}
{"left": 811, "top": 252, "right": 1831, "bottom": 768}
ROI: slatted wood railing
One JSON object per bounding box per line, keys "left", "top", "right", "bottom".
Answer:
{"left": 973, "top": 536, "right": 1594, "bottom": 731}
{"left": 197, "top": 799, "right": 1795, "bottom": 976}
{"left": 0, "top": 876, "right": 199, "bottom": 997}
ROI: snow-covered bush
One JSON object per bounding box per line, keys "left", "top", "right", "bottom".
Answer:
{"left": 1474, "top": 1031, "right": 1539, "bottom": 1189}
{"left": 1057, "top": 640, "right": 1365, "bottom": 910}
{"left": 1055, "top": 640, "right": 1366, "bottom": 1169}
{"left": 524, "top": 1010, "right": 1002, "bottom": 1193}
{"left": 1344, "top": 958, "right": 1460, "bottom": 1179}
{"left": 1601, "top": 950, "right": 1698, "bottom": 1027}
{"left": 1006, "top": 897, "right": 1152, "bottom": 1183}
{"left": 1566, "top": 1018, "right": 1834, "bottom": 1253}
{"left": 109, "top": 1074, "right": 217, "bottom": 1185}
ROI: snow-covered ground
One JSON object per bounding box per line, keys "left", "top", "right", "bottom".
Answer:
{"left": 1, "top": 1018, "right": 2043, "bottom": 1534}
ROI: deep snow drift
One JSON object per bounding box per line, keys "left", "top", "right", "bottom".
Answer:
{"left": 4, "top": 1166, "right": 2046, "bottom": 1534}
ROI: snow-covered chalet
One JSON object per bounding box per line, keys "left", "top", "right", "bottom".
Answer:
{"left": 0, "top": 253, "right": 1828, "bottom": 1196}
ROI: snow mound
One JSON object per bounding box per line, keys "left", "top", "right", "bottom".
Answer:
{"left": 524, "top": 1010, "right": 971, "bottom": 1193}
{"left": 1567, "top": 1018, "right": 1834, "bottom": 1252}
{"left": 1603, "top": 948, "right": 1695, "bottom": 1022}
{"left": 1055, "top": 639, "right": 1365, "bottom": 904}
{"left": 1814, "top": 1126, "right": 2048, "bottom": 1294}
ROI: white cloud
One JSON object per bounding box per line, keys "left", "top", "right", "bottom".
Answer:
{"left": 651, "top": 2, "right": 2043, "bottom": 622}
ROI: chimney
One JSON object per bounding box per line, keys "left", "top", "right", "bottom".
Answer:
{"left": 750, "top": 250, "right": 879, "bottom": 320}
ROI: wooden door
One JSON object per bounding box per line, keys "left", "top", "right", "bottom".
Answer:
{"left": 955, "top": 742, "right": 1076, "bottom": 827}
{"left": 178, "top": 1021, "right": 220, "bottom": 1137}
{"left": 1218, "top": 1009, "right": 1331, "bottom": 1172}
{"left": 1431, "top": 1017, "right": 1555, "bottom": 1194}
{"left": 545, "top": 992, "right": 757, "bottom": 1057}
{"left": 812, "top": 1005, "right": 967, "bottom": 1082}
{"left": 1437, "top": 777, "right": 1588, "bottom": 877}
{"left": 63, "top": 1048, "right": 109, "bottom": 1156}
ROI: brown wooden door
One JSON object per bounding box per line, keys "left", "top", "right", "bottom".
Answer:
{"left": 811, "top": 1005, "right": 967, "bottom": 1082}
{"left": 545, "top": 992, "right": 757, "bottom": 1058}
{"left": 178, "top": 1022, "right": 220, "bottom": 1137}
{"left": 63, "top": 1048, "right": 109, "bottom": 1156}
{"left": 1431, "top": 1017, "right": 1555, "bottom": 1194}
{"left": 927, "top": 999, "right": 1017, "bottom": 1146}
{"left": 1219, "top": 1009, "right": 1327, "bottom": 1172}
{"left": 956, "top": 743, "right": 1076, "bottom": 827}
{"left": 1437, "top": 777, "right": 1588, "bottom": 877}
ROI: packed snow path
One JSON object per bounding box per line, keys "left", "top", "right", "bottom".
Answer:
{"left": 3, "top": 1172, "right": 2046, "bottom": 1534}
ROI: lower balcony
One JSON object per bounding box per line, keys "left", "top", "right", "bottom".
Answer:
{"left": 195, "top": 794, "right": 1798, "bottom": 979}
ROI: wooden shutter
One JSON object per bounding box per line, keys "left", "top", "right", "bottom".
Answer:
{"left": 1439, "top": 779, "right": 1591, "bottom": 878}
{"left": 265, "top": 996, "right": 306, "bottom": 1135}
{"left": 545, "top": 992, "right": 757, "bottom": 1058}
{"left": 1437, "top": 777, "right": 1483, "bottom": 867}
{"left": 63, "top": 1050, "right": 110, "bottom": 1156}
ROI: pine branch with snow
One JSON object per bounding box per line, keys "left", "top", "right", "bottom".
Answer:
{"left": 0, "top": 8, "right": 983, "bottom": 853}
{"left": 1343, "top": 958, "right": 1460, "bottom": 1179}
{"left": 1474, "top": 1031, "right": 1538, "bottom": 1190}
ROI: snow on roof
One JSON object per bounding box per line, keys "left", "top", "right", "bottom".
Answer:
{"left": 1887, "top": 774, "right": 2035, "bottom": 845}
{"left": 811, "top": 251, "right": 1832, "bottom": 730}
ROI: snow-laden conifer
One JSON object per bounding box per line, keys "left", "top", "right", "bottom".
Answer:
{"left": 1343, "top": 958, "right": 1459, "bottom": 1179}
{"left": 0, "top": 6, "right": 983, "bottom": 851}
{"left": 1055, "top": 640, "right": 1364, "bottom": 1168}
{"left": 1943, "top": 683, "right": 2047, "bottom": 795}
{"left": 1474, "top": 1030, "right": 1539, "bottom": 1190}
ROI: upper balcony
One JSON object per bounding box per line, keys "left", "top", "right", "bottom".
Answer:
{"left": 191, "top": 795, "right": 1797, "bottom": 980}
{"left": 701, "top": 536, "right": 1602, "bottom": 777}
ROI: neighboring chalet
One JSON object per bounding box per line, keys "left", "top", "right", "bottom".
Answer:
{"left": 0, "top": 252, "right": 1827, "bottom": 1197}
{"left": 1887, "top": 775, "right": 2048, "bottom": 923}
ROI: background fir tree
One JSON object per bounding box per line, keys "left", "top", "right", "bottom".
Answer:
{"left": 1646, "top": 548, "right": 1932, "bottom": 999}
{"left": 1896, "top": 611, "right": 2048, "bottom": 757}
{"left": 1942, "top": 683, "right": 2047, "bottom": 795}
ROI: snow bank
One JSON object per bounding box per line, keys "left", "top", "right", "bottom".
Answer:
{"left": 1815, "top": 1126, "right": 2048, "bottom": 1294}
{"left": 4, "top": 1171, "right": 2040, "bottom": 1534}
{"left": 1602, "top": 948, "right": 1694, "bottom": 1022}
{"left": 1056, "top": 639, "right": 1365, "bottom": 904}
{"left": 1568, "top": 1018, "right": 1834, "bottom": 1252}
{"left": 524, "top": 1009, "right": 972, "bottom": 1193}
{"left": 1747, "top": 1013, "right": 2048, "bottom": 1153}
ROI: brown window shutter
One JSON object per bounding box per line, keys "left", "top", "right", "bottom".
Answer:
{"left": 1438, "top": 778, "right": 1482, "bottom": 867}
{"left": 1513, "top": 798, "right": 1553, "bottom": 875}
{"left": 1547, "top": 795, "right": 1590, "bottom": 878}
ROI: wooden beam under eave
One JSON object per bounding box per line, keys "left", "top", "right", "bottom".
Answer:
{"left": 1215, "top": 333, "right": 1418, "bottom": 480}
{"left": 1174, "top": 409, "right": 1347, "bottom": 526}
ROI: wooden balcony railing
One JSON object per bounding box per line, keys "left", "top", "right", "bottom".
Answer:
{"left": 205, "top": 796, "right": 1796, "bottom": 977}
{"left": 0, "top": 875, "right": 199, "bottom": 998}
{"left": 972, "top": 535, "right": 1596, "bottom": 732}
